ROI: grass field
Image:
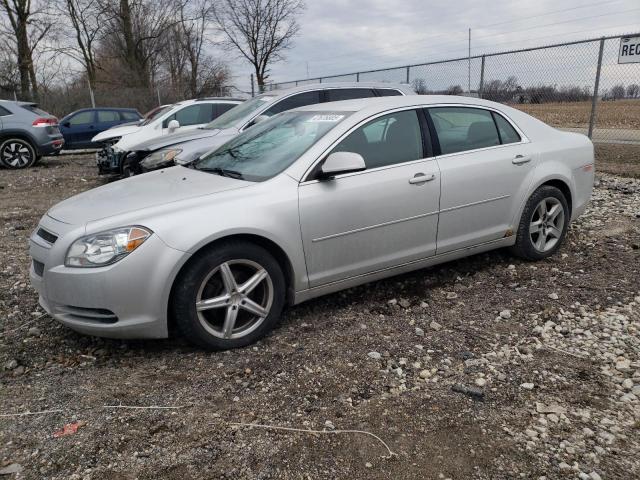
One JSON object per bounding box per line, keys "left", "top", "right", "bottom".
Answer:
{"left": 512, "top": 99, "right": 640, "bottom": 129}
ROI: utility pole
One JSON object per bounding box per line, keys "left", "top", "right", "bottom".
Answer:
{"left": 468, "top": 28, "right": 471, "bottom": 93}
{"left": 157, "top": 88, "right": 161, "bottom": 106}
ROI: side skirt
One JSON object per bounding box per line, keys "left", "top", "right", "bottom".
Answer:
{"left": 292, "top": 236, "right": 514, "bottom": 305}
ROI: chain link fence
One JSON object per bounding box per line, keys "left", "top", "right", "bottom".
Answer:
{"left": 268, "top": 34, "right": 640, "bottom": 151}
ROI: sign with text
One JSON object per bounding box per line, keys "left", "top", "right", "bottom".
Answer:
{"left": 618, "top": 36, "right": 640, "bottom": 64}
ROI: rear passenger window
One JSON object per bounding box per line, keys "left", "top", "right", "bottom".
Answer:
{"left": 325, "top": 88, "right": 375, "bottom": 101}
{"left": 98, "top": 110, "right": 119, "bottom": 122}
{"left": 428, "top": 107, "right": 499, "bottom": 155}
{"left": 375, "top": 89, "right": 402, "bottom": 96}
{"left": 264, "top": 91, "right": 321, "bottom": 116}
{"left": 215, "top": 103, "right": 236, "bottom": 118}
{"left": 0, "top": 105, "right": 11, "bottom": 116}
{"left": 331, "top": 110, "right": 423, "bottom": 170}
{"left": 492, "top": 112, "right": 521, "bottom": 144}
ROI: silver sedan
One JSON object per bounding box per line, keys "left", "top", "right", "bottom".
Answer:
{"left": 29, "top": 96, "right": 594, "bottom": 349}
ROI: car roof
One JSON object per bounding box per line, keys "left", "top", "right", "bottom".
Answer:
{"left": 178, "top": 98, "right": 244, "bottom": 106}
{"left": 264, "top": 82, "right": 415, "bottom": 98}
{"left": 292, "top": 94, "right": 513, "bottom": 113}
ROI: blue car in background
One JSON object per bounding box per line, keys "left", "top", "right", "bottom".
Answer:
{"left": 59, "top": 108, "right": 142, "bottom": 149}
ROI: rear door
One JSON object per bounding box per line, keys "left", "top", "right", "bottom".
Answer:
{"left": 426, "top": 106, "right": 538, "bottom": 254}
{"left": 298, "top": 108, "right": 440, "bottom": 287}
{"left": 97, "top": 110, "right": 122, "bottom": 132}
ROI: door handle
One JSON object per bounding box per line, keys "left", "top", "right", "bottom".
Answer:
{"left": 408, "top": 173, "right": 436, "bottom": 184}
{"left": 512, "top": 155, "right": 531, "bottom": 165}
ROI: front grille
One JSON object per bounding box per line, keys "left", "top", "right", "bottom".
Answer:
{"left": 33, "top": 260, "right": 44, "bottom": 276}
{"left": 36, "top": 228, "right": 58, "bottom": 244}
{"left": 58, "top": 305, "right": 118, "bottom": 324}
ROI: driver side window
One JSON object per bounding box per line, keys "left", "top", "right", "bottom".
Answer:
{"left": 331, "top": 110, "right": 423, "bottom": 170}
{"left": 263, "top": 91, "right": 322, "bottom": 116}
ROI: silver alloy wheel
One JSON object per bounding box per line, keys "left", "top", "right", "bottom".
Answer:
{"left": 529, "top": 197, "right": 565, "bottom": 252}
{"left": 195, "top": 259, "right": 274, "bottom": 339}
{"left": 2, "top": 141, "right": 33, "bottom": 168}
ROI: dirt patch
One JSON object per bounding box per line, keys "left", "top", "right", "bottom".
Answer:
{"left": 596, "top": 144, "right": 640, "bottom": 178}
{"left": 512, "top": 99, "right": 640, "bottom": 130}
{"left": 1, "top": 155, "right": 639, "bottom": 479}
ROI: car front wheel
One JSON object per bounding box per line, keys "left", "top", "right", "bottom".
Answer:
{"left": 511, "top": 185, "right": 570, "bottom": 260}
{"left": 172, "top": 241, "right": 286, "bottom": 349}
{"left": 0, "top": 138, "right": 37, "bottom": 169}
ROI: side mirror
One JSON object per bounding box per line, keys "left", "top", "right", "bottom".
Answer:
{"left": 319, "top": 152, "right": 366, "bottom": 179}
{"left": 167, "top": 119, "right": 180, "bottom": 133}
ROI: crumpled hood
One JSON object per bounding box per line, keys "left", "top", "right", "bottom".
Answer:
{"left": 92, "top": 124, "right": 142, "bottom": 142}
{"left": 47, "top": 166, "right": 251, "bottom": 225}
{"left": 134, "top": 128, "right": 220, "bottom": 152}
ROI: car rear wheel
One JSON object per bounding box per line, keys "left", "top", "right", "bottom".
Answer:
{"left": 172, "top": 241, "right": 286, "bottom": 350}
{"left": 511, "top": 185, "right": 569, "bottom": 260}
{"left": 0, "top": 138, "right": 37, "bottom": 169}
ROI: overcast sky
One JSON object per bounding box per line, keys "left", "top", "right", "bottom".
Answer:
{"left": 219, "top": 0, "right": 640, "bottom": 92}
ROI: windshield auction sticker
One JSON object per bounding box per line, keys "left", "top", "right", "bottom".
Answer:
{"left": 309, "top": 114, "right": 345, "bottom": 122}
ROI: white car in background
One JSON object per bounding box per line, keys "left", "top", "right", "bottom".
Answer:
{"left": 94, "top": 97, "right": 244, "bottom": 175}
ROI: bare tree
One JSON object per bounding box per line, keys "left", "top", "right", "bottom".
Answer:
{"left": 214, "top": 0, "right": 304, "bottom": 90}
{"left": 56, "top": 0, "right": 108, "bottom": 90}
{"left": 609, "top": 84, "right": 626, "bottom": 100}
{"left": 627, "top": 83, "right": 639, "bottom": 99}
{"left": 100, "top": 0, "right": 175, "bottom": 89}
{"left": 0, "top": 0, "right": 54, "bottom": 100}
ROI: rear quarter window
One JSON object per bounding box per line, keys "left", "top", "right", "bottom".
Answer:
{"left": 0, "top": 105, "right": 11, "bottom": 116}
{"left": 20, "top": 104, "right": 50, "bottom": 116}
{"left": 492, "top": 113, "right": 521, "bottom": 144}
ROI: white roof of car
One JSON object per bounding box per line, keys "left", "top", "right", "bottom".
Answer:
{"left": 265, "top": 82, "right": 415, "bottom": 98}
{"left": 294, "top": 94, "right": 503, "bottom": 112}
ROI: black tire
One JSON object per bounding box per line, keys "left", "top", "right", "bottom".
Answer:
{"left": 172, "top": 241, "right": 286, "bottom": 350}
{"left": 0, "top": 138, "right": 37, "bottom": 169}
{"left": 510, "top": 185, "right": 570, "bottom": 261}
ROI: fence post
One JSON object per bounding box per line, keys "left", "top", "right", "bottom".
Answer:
{"left": 588, "top": 38, "right": 605, "bottom": 139}
{"left": 319, "top": 78, "right": 322, "bottom": 83}
{"left": 356, "top": 72, "right": 359, "bottom": 82}
{"left": 479, "top": 55, "right": 485, "bottom": 98}
{"left": 251, "top": 74, "right": 255, "bottom": 97}
{"left": 406, "top": 66, "right": 410, "bottom": 84}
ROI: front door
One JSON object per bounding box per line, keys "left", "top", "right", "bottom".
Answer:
{"left": 299, "top": 109, "right": 441, "bottom": 287}
{"left": 426, "top": 106, "right": 538, "bottom": 254}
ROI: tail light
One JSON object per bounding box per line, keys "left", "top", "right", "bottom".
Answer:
{"left": 32, "top": 117, "right": 58, "bottom": 127}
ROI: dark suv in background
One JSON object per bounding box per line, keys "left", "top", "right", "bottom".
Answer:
{"left": 59, "top": 108, "right": 142, "bottom": 149}
{"left": 0, "top": 100, "right": 63, "bottom": 169}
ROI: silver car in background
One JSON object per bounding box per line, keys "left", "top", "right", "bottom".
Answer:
{"left": 29, "top": 95, "right": 594, "bottom": 349}
{"left": 132, "top": 82, "right": 414, "bottom": 173}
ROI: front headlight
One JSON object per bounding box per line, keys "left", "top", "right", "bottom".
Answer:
{"left": 65, "top": 226, "right": 152, "bottom": 267}
{"left": 140, "top": 148, "right": 182, "bottom": 169}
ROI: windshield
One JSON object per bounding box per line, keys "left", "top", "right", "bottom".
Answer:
{"left": 203, "top": 95, "right": 274, "bottom": 130}
{"left": 141, "top": 105, "right": 174, "bottom": 126}
{"left": 194, "top": 111, "right": 350, "bottom": 182}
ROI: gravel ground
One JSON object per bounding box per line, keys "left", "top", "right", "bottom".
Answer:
{"left": 1, "top": 155, "right": 639, "bottom": 480}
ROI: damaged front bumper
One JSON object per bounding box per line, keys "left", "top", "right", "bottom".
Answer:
{"left": 96, "top": 145, "right": 125, "bottom": 175}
